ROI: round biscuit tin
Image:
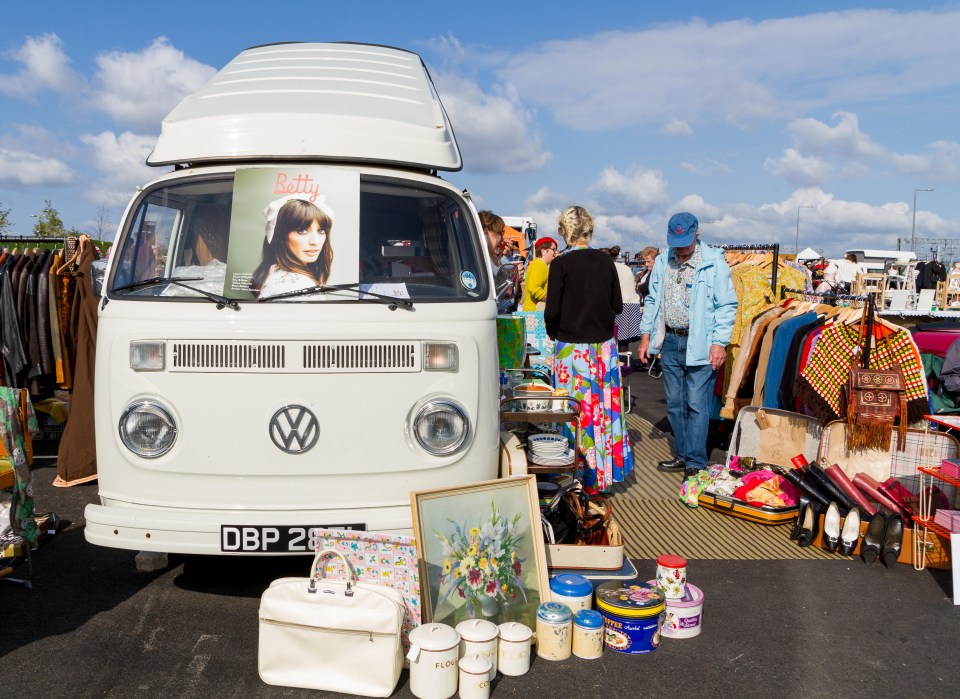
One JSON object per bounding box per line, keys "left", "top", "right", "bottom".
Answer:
{"left": 647, "top": 580, "right": 704, "bottom": 639}
{"left": 595, "top": 581, "right": 665, "bottom": 655}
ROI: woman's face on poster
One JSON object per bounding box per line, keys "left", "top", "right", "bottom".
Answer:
{"left": 287, "top": 219, "right": 327, "bottom": 265}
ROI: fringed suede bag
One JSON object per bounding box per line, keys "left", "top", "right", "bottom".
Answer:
{"left": 845, "top": 357, "right": 908, "bottom": 452}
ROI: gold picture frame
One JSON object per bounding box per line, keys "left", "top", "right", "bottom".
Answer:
{"left": 411, "top": 475, "right": 549, "bottom": 629}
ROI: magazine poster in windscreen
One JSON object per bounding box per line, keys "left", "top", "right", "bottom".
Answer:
{"left": 225, "top": 167, "right": 360, "bottom": 299}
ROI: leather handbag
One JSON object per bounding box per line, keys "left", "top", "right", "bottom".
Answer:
{"left": 258, "top": 548, "right": 406, "bottom": 696}
{"left": 845, "top": 359, "right": 908, "bottom": 452}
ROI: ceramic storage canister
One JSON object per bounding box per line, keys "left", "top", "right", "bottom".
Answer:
{"left": 595, "top": 581, "right": 665, "bottom": 655}
{"left": 407, "top": 623, "right": 461, "bottom": 699}
{"left": 497, "top": 622, "right": 533, "bottom": 676}
{"left": 457, "top": 654, "right": 493, "bottom": 699}
{"left": 455, "top": 619, "right": 499, "bottom": 680}
{"left": 655, "top": 554, "right": 688, "bottom": 600}
{"left": 572, "top": 609, "right": 605, "bottom": 659}
{"left": 535, "top": 601, "right": 573, "bottom": 661}
{"left": 549, "top": 573, "right": 593, "bottom": 612}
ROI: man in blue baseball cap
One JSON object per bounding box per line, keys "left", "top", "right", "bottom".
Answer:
{"left": 638, "top": 213, "right": 738, "bottom": 479}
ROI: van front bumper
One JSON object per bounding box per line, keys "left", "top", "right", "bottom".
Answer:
{"left": 84, "top": 501, "right": 413, "bottom": 555}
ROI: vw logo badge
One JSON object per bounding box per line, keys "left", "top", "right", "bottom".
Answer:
{"left": 269, "top": 405, "right": 320, "bottom": 454}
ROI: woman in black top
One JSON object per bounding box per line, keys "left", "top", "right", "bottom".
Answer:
{"left": 545, "top": 206, "right": 634, "bottom": 492}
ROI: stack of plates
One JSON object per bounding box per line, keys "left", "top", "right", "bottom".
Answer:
{"left": 527, "top": 434, "right": 575, "bottom": 466}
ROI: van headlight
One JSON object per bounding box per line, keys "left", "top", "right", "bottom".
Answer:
{"left": 412, "top": 400, "right": 470, "bottom": 456}
{"left": 119, "top": 401, "right": 177, "bottom": 458}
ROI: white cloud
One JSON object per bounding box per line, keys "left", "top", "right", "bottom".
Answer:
{"left": 432, "top": 72, "right": 551, "bottom": 174}
{"left": 79, "top": 131, "right": 156, "bottom": 206}
{"left": 0, "top": 33, "right": 77, "bottom": 97}
{"left": 499, "top": 10, "right": 960, "bottom": 131}
{"left": 587, "top": 165, "right": 669, "bottom": 216}
{"left": 892, "top": 140, "right": 960, "bottom": 181}
{"left": 90, "top": 38, "right": 216, "bottom": 129}
{"left": 0, "top": 147, "right": 74, "bottom": 186}
{"left": 662, "top": 119, "right": 692, "bottom": 137}
{"left": 763, "top": 148, "right": 833, "bottom": 186}
{"left": 786, "top": 112, "right": 886, "bottom": 159}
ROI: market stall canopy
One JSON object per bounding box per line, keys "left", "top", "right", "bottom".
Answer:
{"left": 796, "top": 247, "right": 821, "bottom": 261}
{"left": 148, "top": 42, "right": 462, "bottom": 171}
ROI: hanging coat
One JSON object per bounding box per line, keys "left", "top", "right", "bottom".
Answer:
{"left": 55, "top": 244, "right": 99, "bottom": 487}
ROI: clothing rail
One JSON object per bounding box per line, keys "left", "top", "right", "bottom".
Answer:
{"left": 719, "top": 243, "right": 780, "bottom": 296}
{"left": 0, "top": 235, "right": 66, "bottom": 243}
{"left": 779, "top": 287, "right": 878, "bottom": 367}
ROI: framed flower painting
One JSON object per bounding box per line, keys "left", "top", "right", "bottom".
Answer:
{"left": 411, "top": 476, "right": 549, "bottom": 629}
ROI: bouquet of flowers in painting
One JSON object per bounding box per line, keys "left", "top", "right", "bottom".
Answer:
{"left": 435, "top": 502, "right": 528, "bottom": 618}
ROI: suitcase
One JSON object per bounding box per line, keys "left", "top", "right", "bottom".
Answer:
{"left": 698, "top": 406, "right": 823, "bottom": 525}
{"left": 815, "top": 421, "right": 959, "bottom": 569}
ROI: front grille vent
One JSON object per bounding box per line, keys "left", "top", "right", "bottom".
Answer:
{"left": 172, "top": 342, "right": 286, "bottom": 370}
{"left": 303, "top": 342, "right": 418, "bottom": 371}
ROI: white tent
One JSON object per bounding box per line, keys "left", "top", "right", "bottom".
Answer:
{"left": 796, "top": 247, "right": 821, "bottom": 261}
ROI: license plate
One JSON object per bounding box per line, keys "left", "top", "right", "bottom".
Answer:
{"left": 220, "top": 525, "right": 366, "bottom": 553}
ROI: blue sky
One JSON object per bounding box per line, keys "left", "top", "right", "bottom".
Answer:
{"left": 2, "top": 1, "right": 958, "bottom": 257}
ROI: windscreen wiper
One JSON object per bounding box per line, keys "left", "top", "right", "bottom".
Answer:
{"left": 259, "top": 281, "right": 414, "bottom": 311}
{"left": 113, "top": 276, "right": 240, "bottom": 311}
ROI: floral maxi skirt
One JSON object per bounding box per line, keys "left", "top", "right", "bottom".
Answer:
{"left": 552, "top": 338, "right": 634, "bottom": 492}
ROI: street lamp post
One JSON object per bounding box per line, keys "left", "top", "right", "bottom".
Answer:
{"left": 911, "top": 188, "right": 934, "bottom": 253}
{"left": 795, "top": 205, "right": 813, "bottom": 255}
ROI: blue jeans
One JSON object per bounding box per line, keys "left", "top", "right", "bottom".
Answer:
{"left": 660, "top": 333, "right": 716, "bottom": 471}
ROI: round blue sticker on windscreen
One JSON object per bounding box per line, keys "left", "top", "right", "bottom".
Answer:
{"left": 460, "top": 271, "right": 478, "bottom": 290}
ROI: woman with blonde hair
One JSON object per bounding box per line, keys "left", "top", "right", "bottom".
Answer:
{"left": 544, "top": 205, "right": 634, "bottom": 491}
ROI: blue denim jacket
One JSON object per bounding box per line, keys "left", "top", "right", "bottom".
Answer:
{"left": 639, "top": 243, "right": 738, "bottom": 366}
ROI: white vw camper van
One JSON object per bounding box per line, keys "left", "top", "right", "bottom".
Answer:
{"left": 84, "top": 43, "right": 500, "bottom": 555}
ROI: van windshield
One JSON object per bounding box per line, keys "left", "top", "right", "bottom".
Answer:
{"left": 110, "top": 174, "right": 488, "bottom": 303}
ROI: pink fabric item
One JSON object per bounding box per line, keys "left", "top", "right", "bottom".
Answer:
{"left": 825, "top": 464, "right": 877, "bottom": 517}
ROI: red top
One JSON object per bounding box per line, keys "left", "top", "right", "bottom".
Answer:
{"left": 656, "top": 554, "right": 687, "bottom": 569}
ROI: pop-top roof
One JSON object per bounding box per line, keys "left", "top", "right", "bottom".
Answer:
{"left": 147, "top": 42, "right": 461, "bottom": 171}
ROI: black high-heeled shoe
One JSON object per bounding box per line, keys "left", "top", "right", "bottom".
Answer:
{"left": 838, "top": 507, "right": 862, "bottom": 556}
{"left": 789, "top": 494, "right": 810, "bottom": 541}
{"left": 861, "top": 512, "right": 888, "bottom": 564}
{"left": 881, "top": 514, "right": 904, "bottom": 567}
{"left": 797, "top": 501, "right": 822, "bottom": 547}
{"left": 822, "top": 502, "right": 841, "bottom": 552}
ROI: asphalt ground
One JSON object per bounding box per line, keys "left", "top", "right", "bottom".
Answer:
{"left": 2, "top": 369, "right": 960, "bottom": 698}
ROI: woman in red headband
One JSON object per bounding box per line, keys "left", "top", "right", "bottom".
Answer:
{"left": 521, "top": 236, "right": 558, "bottom": 311}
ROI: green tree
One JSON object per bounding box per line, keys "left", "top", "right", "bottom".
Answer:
{"left": 32, "top": 199, "right": 65, "bottom": 237}
{"left": 0, "top": 201, "right": 11, "bottom": 236}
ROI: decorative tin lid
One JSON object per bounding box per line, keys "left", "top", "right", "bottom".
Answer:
{"left": 573, "top": 609, "right": 604, "bottom": 629}
{"left": 595, "top": 581, "right": 665, "bottom": 618}
{"left": 455, "top": 618, "right": 499, "bottom": 642}
{"left": 458, "top": 653, "right": 493, "bottom": 676}
{"left": 408, "top": 622, "right": 460, "bottom": 651}
{"left": 646, "top": 581, "right": 704, "bottom": 608}
{"left": 550, "top": 573, "right": 593, "bottom": 598}
{"left": 498, "top": 621, "right": 532, "bottom": 642}
{"left": 536, "top": 601, "right": 573, "bottom": 624}
{"left": 656, "top": 554, "right": 687, "bottom": 569}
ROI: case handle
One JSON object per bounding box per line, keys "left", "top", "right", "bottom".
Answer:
{"left": 308, "top": 548, "right": 357, "bottom": 596}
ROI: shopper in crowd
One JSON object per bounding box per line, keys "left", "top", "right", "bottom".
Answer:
{"left": 545, "top": 205, "right": 634, "bottom": 492}
{"left": 253, "top": 196, "right": 334, "bottom": 297}
{"left": 606, "top": 246, "right": 640, "bottom": 303}
{"left": 820, "top": 253, "right": 863, "bottom": 294}
{"left": 521, "top": 237, "right": 558, "bottom": 311}
{"left": 635, "top": 246, "right": 659, "bottom": 301}
{"left": 479, "top": 210, "right": 505, "bottom": 282}
{"left": 638, "top": 212, "right": 738, "bottom": 479}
